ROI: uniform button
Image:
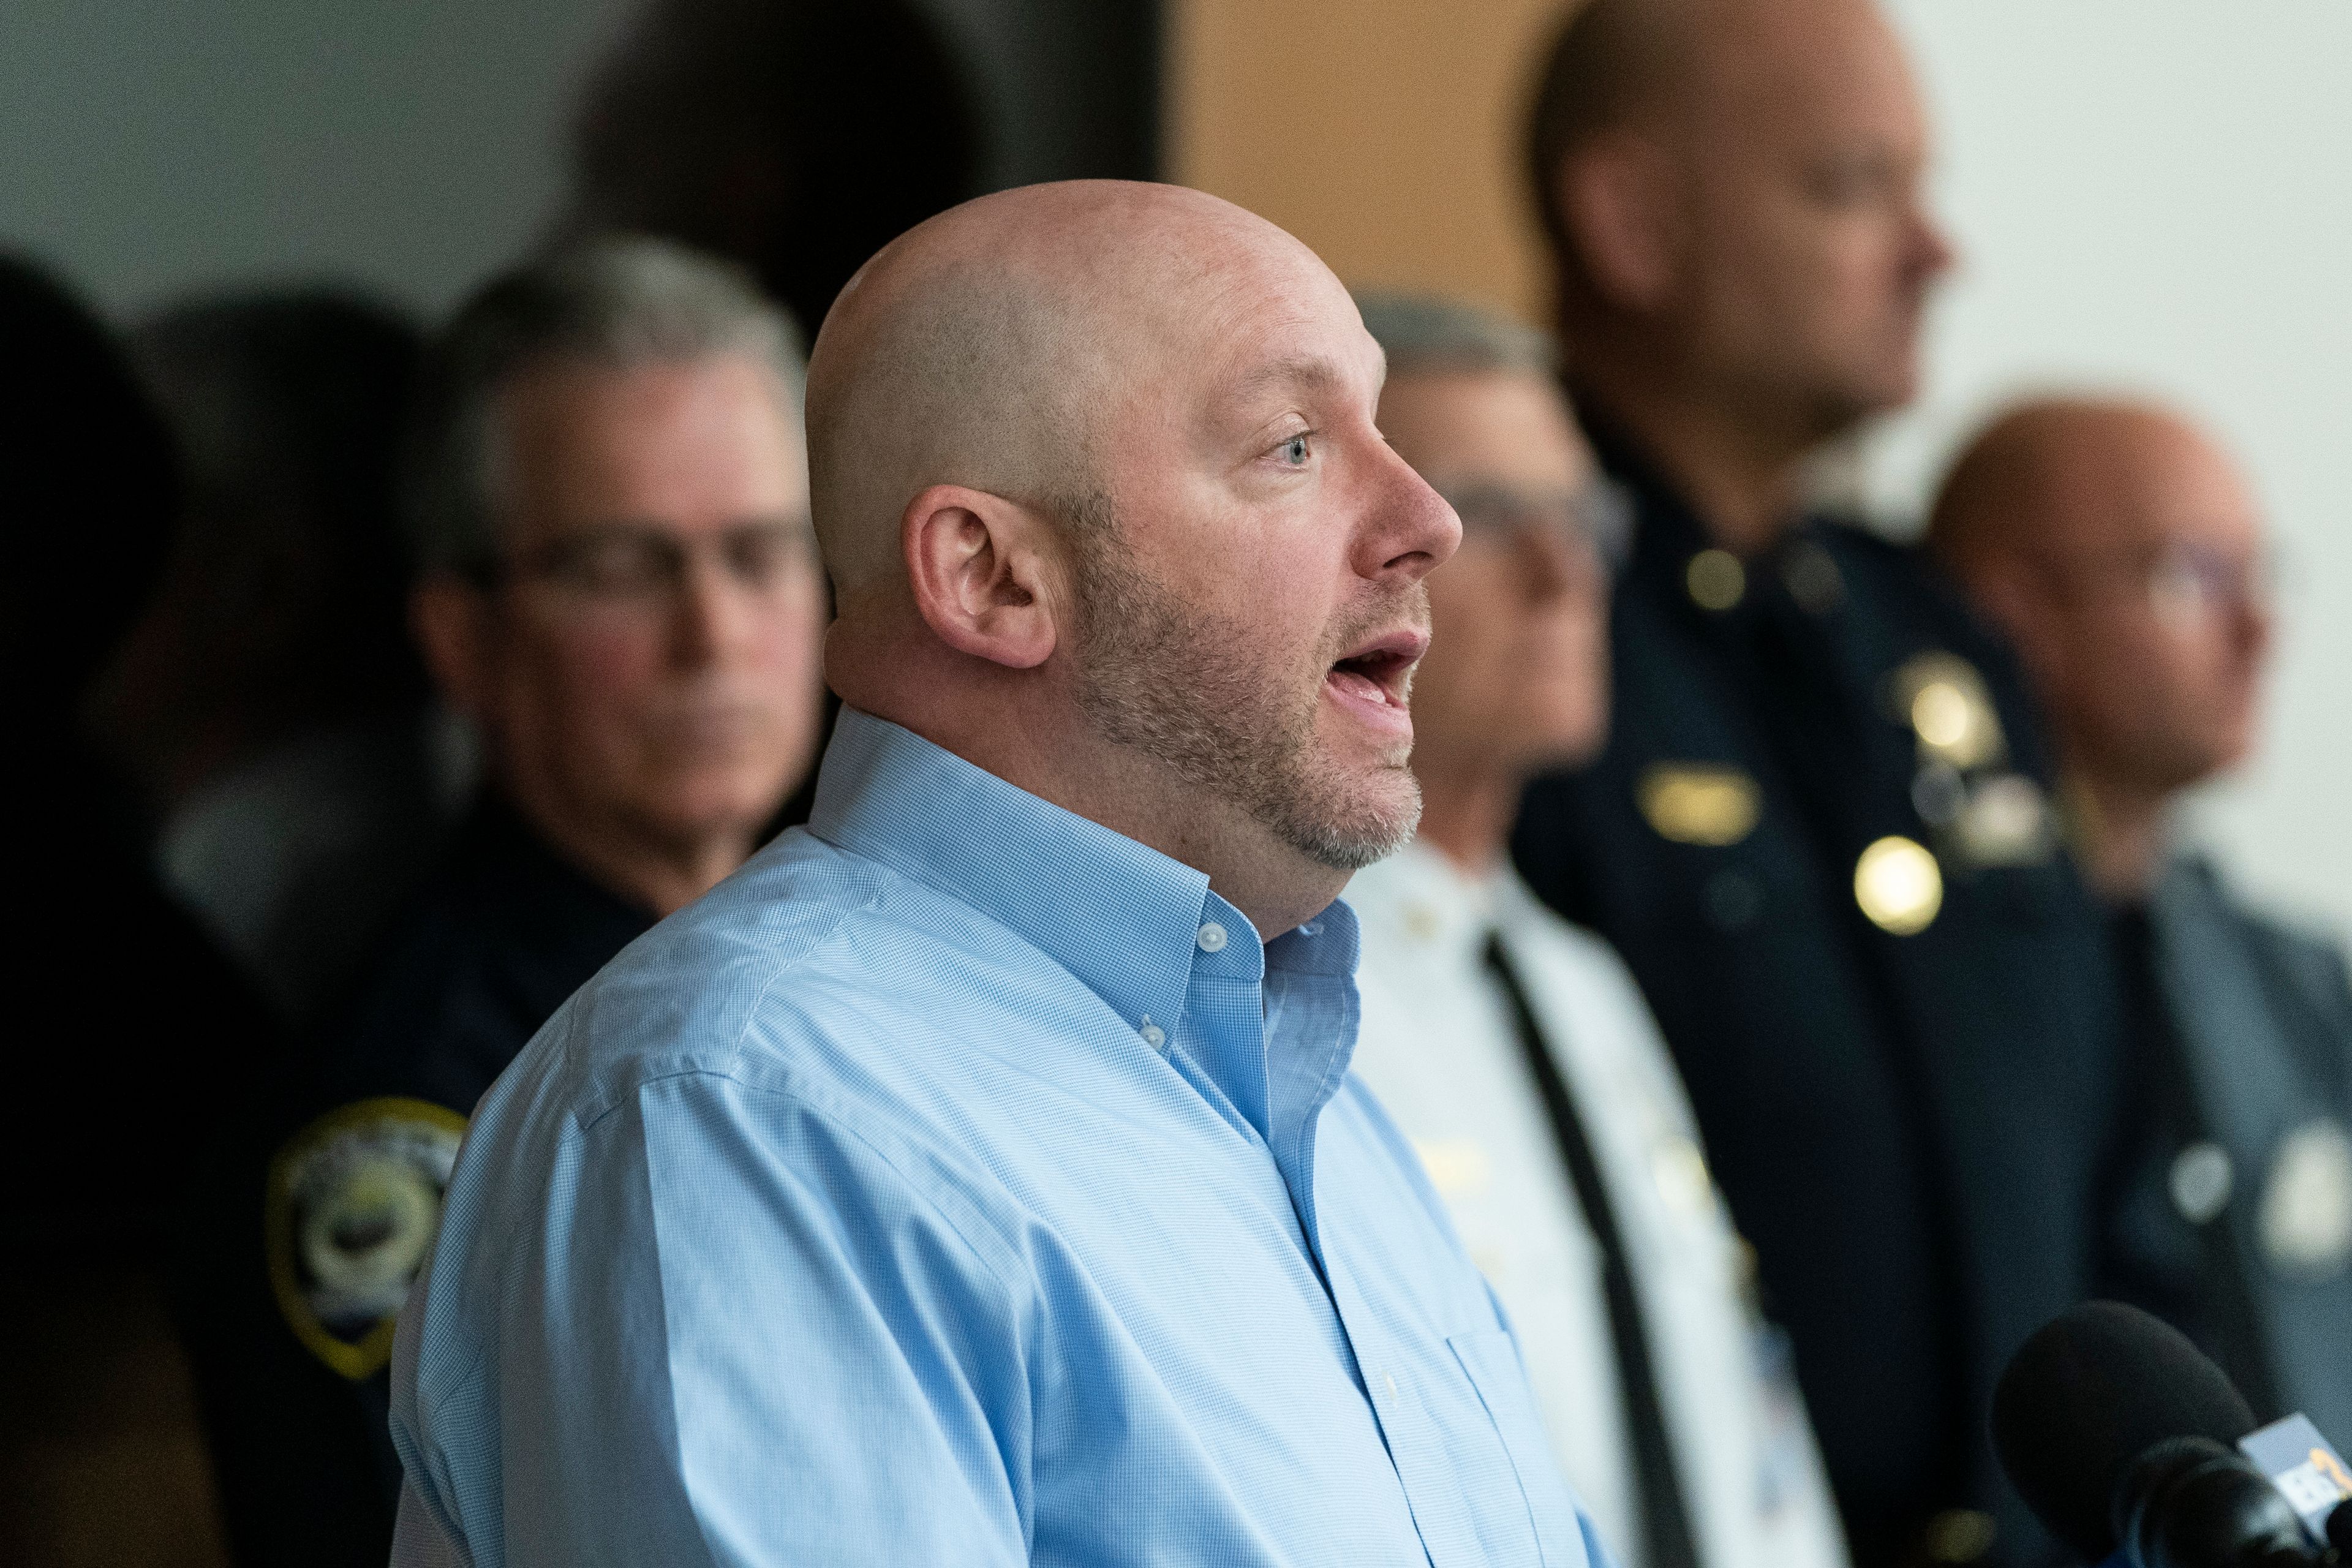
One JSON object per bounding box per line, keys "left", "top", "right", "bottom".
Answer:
{"left": 2260, "top": 1121, "right": 2352, "bottom": 1274}
{"left": 1924, "top": 1509, "right": 1997, "bottom": 1564}
{"left": 2169, "top": 1142, "right": 2235, "bottom": 1225}
{"left": 1893, "top": 652, "right": 2003, "bottom": 769}
{"left": 1196, "top": 921, "right": 1228, "bottom": 953}
{"left": 1687, "top": 549, "right": 1746, "bottom": 611}
{"left": 1854, "top": 835, "right": 1942, "bottom": 935}
{"left": 1911, "top": 681, "right": 1978, "bottom": 755}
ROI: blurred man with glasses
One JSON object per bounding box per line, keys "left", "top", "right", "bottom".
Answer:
{"left": 179, "top": 237, "right": 826, "bottom": 1568}
{"left": 1346, "top": 294, "right": 1847, "bottom": 1568}
{"left": 1930, "top": 396, "right": 2352, "bottom": 1453}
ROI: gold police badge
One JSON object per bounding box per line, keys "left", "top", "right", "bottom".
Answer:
{"left": 267, "top": 1097, "right": 467, "bottom": 1379}
{"left": 1889, "top": 652, "right": 2006, "bottom": 772}
{"left": 1638, "top": 763, "right": 1760, "bottom": 846}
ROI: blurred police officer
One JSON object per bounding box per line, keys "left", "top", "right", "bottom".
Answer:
{"left": 1346, "top": 292, "right": 1849, "bottom": 1568}
{"left": 1512, "top": 4, "right": 2124, "bottom": 1565}
{"left": 1931, "top": 396, "right": 2352, "bottom": 1447}
{"left": 179, "top": 236, "right": 827, "bottom": 1567}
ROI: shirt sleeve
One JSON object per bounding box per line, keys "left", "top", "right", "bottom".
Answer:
{"left": 420, "top": 1069, "right": 1036, "bottom": 1566}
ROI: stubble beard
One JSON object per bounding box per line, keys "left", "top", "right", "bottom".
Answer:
{"left": 1068, "top": 518, "right": 1422, "bottom": 872}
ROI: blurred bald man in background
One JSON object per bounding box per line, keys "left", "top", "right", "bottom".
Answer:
{"left": 1931, "top": 396, "right": 2352, "bottom": 1453}
{"left": 1509, "top": 2, "right": 2127, "bottom": 1564}
{"left": 387, "top": 183, "right": 1605, "bottom": 1567}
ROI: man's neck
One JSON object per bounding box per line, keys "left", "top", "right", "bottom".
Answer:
{"left": 2067, "top": 769, "right": 2174, "bottom": 902}
{"left": 859, "top": 676, "right": 1348, "bottom": 941}
{"left": 1412, "top": 765, "right": 1521, "bottom": 881}
{"left": 1012, "top": 728, "right": 1348, "bottom": 940}
{"left": 1575, "top": 371, "right": 1818, "bottom": 556}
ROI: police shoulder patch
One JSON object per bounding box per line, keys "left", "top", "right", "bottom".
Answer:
{"left": 266, "top": 1096, "right": 468, "bottom": 1380}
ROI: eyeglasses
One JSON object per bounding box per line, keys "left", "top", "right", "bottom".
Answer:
{"left": 1433, "top": 475, "right": 1635, "bottom": 573}
{"left": 2145, "top": 539, "right": 2274, "bottom": 624}
{"left": 2044, "top": 537, "right": 2274, "bottom": 622}
{"left": 483, "top": 518, "right": 816, "bottom": 606}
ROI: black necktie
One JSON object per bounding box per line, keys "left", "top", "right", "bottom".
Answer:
{"left": 1483, "top": 930, "right": 1702, "bottom": 1568}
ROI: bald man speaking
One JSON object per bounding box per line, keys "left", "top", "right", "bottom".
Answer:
{"left": 386, "top": 182, "right": 1601, "bottom": 1567}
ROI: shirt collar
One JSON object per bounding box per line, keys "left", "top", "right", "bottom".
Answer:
{"left": 810, "top": 707, "right": 1252, "bottom": 1040}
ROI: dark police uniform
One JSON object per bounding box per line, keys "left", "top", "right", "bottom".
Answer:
{"left": 176, "top": 796, "right": 650, "bottom": 1568}
{"left": 2106, "top": 855, "right": 2352, "bottom": 1444}
{"left": 1513, "top": 424, "right": 2125, "bottom": 1568}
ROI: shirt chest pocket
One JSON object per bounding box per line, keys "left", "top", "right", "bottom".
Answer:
{"left": 1383, "top": 1327, "right": 1593, "bottom": 1568}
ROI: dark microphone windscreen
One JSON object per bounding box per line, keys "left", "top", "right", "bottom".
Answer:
{"left": 1991, "top": 1302, "right": 2258, "bottom": 1564}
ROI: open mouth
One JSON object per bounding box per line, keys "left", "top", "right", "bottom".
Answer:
{"left": 1324, "top": 628, "right": 1428, "bottom": 714}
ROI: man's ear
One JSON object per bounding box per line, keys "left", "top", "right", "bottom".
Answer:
{"left": 1972, "top": 564, "right": 2064, "bottom": 690}
{"left": 411, "top": 574, "right": 496, "bottom": 717}
{"left": 1555, "top": 132, "right": 1684, "bottom": 314}
{"left": 901, "top": 483, "right": 1060, "bottom": 670}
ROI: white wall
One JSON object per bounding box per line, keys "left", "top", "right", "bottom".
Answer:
{"left": 1867, "top": 0, "right": 2352, "bottom": 932}
{"left": 0, "top": 0, "right": 638, "bottom": 319}
{"left": 0, "top": 0, "right": 1150, "bottom": 323}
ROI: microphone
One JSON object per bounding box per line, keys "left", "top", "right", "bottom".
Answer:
{"left": 1991, "top": 1302, "right": 2316, "bottom": 1568}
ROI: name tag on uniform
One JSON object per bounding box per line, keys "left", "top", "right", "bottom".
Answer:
{"left": 1637, "top": 763, "right": 1759, "bottom": 846}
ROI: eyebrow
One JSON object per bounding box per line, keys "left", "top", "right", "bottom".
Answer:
{"left": 1229, "top": 353, "right": 1355, "bottom": 404}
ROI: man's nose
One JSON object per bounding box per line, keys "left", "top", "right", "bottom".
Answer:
{"left": 1908, "top": 202, "right": 1958, "bottom": 285}
{"left": 1362, "top": 442, "right": 1461, "bottom": 583}
{"left": 2234, "top": 592, "right": 2273, "bottom": 665}
{"left": 671, "top": 556, "right": 757, "bottom": 666}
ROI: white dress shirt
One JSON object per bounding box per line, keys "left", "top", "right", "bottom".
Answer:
{"left": 1347, "top": 840, "right": 1849, "bottom": 1568}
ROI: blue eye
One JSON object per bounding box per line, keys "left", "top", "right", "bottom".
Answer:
{"left": 1280, "top": 434, "right": 1311, "bottom": 466}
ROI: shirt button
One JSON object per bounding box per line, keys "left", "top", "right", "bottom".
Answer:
{"left": 1687, "top": 548, "right": 1746, "bottom": 610}
{"left": 1196, "top": 921, "right": 1228, "bottom": 953}
{"left": 1140, "top": 1022, "right": 1166, "bottom": 1050}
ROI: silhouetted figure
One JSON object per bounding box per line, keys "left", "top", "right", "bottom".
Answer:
{"left": 567, "top": 0, "right": 986, "bottom": 337}
{"left": 1, "top": 252, "right": 271, "bottom": 1568}
{"left": 91, "top": 292, "right": 448, "bottom": 1027}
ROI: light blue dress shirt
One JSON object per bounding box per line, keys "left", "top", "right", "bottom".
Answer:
{"left": 388, "top": 707, "right": 1604, "bottom": 1567}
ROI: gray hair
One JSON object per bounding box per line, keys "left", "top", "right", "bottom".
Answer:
{"left": 1353, "top": 290, "right": 1559, "bottom": 384}
{"left": 407, "top": 235, "right": 806, "bottom": 576}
